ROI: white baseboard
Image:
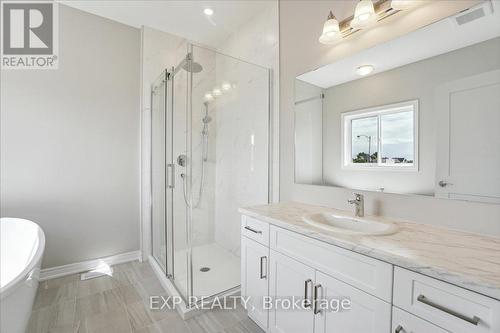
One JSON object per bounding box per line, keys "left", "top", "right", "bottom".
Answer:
{"left": 40, "top": 250, "right": 142, "bottom": 281}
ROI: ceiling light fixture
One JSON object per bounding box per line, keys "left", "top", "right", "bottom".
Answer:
{"left": 221, "top": 82, "right": 232, "bottom": 91}
{"left": 390, "top": 0, "right": 418, "bottom": 11}
{"left": 351, "top": 0, "right": 377, "bottom": 29}
{"left": 356, "top": 65, "right": 375, "bottom": 76}
{"left": 319, "top": 11, "right": 341, "bottom": 45}
{"left": 204, "top": 8, "right": 214, "bottom": 16}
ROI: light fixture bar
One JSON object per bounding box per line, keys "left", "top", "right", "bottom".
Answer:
{"left": 339, "top": 0, "right": 401, "bottom": 38}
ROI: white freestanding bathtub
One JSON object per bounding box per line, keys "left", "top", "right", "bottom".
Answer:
{"left": 0, "top": 218, "right": 46, "bottom": 333}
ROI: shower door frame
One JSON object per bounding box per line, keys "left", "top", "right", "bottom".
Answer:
{"left": 150, "top": 58, "right": 193, "bottom": 305}
{"left": 150, "top": 68, "right": 177, "bottom": 282}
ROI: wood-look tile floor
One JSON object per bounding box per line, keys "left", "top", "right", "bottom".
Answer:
{"left": 27, "top": 261, "right": 264, "bottom": 333}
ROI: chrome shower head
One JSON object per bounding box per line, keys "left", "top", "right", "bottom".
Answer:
{"left": 182, "top": 61, "right": 203, "bottom": 73}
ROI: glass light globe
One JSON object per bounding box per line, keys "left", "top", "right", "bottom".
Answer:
{"left": 351, "top": 0, "right": 377, "bottom": 29}
{"left": 319, "top": 11, "right": 341, "bottom": 44}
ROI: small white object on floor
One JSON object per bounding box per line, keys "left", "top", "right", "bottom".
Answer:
{"left": 80, "top": 262, "right": 114, "bottom": 280}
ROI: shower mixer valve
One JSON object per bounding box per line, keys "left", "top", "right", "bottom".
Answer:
{"left": 177, "top": 154, "right": 187, "bottom": 167}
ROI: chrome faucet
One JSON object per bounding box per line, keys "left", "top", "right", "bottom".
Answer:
{"left": 348, "top": 193, "right": 364, "bottom": 217}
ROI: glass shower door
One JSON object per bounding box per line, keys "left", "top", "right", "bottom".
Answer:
{"left": 171, "top": 57, "right": 191, "bottom": 301}
{"left": 152, "top": 44, "right": 270, "bottom": 306}
{"left": 151, "top": 56, "right": 192, "bottom": 303}
{"left": 151, "top": 71, "right": 171, "bottom": 273}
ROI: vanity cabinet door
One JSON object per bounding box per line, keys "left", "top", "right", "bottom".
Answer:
{"left": 241, "top": 236, "right": 269, "bottom": 330}
{"left": 314, "top": 271, "right": 391, "bottom": 333}
{"left": 392, "top": 307, "right": 448, "bottom": 333}
{"left": 269, "top": 249, "right": 315, "bottom": 333}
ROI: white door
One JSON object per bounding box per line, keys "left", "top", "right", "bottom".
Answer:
{"left": 241, "top": 237, "right": 269, "bottom": 330}
{"left": 392, "top": 307, "right": 448, "bottom": 333}
{"left": 268, "top": 250, "right": 315, "bottom": 333}
{"left": 314, "top": 271, "right": 391, "bottom": 333}
{"left": 435, "top": 69, "right": 500, "bottom": 203}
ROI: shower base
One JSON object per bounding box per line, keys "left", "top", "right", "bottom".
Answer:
{"left": 173, "top": 242, "right": 240, "bottom": 299}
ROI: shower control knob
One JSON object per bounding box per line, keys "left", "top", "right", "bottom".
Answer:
{"left": 438, "top": 180, "right": 452, "bottom": 187}
{"left": 177, "top": 154, "right": 187, "bottom": 167}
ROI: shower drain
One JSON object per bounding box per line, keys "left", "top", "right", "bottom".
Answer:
{"left": 200, "top": 267, "right": 210, "bottom": 272}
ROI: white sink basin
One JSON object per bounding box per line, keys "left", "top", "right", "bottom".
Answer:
{"left": 302, "top": 213, "right": 398, "bottom": 236}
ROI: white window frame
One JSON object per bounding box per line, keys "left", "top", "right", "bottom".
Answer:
{"left": 341, "top": 100, "right": 419, "bottom": 171}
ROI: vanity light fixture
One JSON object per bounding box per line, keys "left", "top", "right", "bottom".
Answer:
{"left": 203, "top": 8, "right": 214, "bottom": 16}
{"left": 319, "top": 11, "right": 341, "bottom": 44}
{"left": 319, "top": 0, "right": 423, "bottom": 44}
{"left": 390, "top": 0, "right": 418, "bottom": 11}
{"left": 351, "top": 0, "right": 377, "bottom": 29}
{"left": 356, "top": 64, "right": 375, "bottom": 76}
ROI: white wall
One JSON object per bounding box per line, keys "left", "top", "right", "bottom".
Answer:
{"left": 279, "top": 0, "right": 500, "bottom": 236}
{"left": 0, "top": 5, "right": 141, "bottom": 268}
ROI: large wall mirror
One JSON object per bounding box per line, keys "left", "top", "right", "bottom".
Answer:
{"left": 294, "top": 1, "right": 500, "bottom": 203}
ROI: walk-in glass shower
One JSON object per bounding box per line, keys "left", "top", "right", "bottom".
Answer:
{"left": 151, "top": 44, "right": 270, "bottom": 305}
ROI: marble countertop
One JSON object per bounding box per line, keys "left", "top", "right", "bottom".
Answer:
{"left": 239, "top": 201, "right": 500, "bottom": 301}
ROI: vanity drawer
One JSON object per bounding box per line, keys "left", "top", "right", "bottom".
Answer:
{"left": 241, "top": 215, "right": 269, "bottom": 246}
{"left": 392, "top": 307, "right": 448, "bottom": 333}
{"left": 393, "top": 267, "right": 500, "bottom": 333}
{"left": 269, "top": 225, "right": 393, "bottom": 302}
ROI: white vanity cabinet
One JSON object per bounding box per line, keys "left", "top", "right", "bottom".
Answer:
{"left": 268, "top": 250, "right": 315, "bottom": 333}
{"left": 392, "top": 307, "right": 449, "bottom": 333}
{"left": 240, "top": 214, "right": 500, "bottom": 333}
{"left": 314, "top": 271, "right": 391, "bottom": 333}
{"left": 241, "top": 216, "right": 393, "bottom": 333}
{"left": 393, "top": 267, "right": 500, "bottom": 333}
{"left": 241, "top": 236, "right": 269, "bottom": 330}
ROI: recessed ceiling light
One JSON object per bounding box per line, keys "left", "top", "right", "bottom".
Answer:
{"left": 356, "top": 65, "right": 375, "bottom": 76}
{"left": 204, "top": 8, "right": 214, "bottom": 16}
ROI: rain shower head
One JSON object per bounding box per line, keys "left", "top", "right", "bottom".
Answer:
{"left": 182, "top": 60, "right": 203, "bottom": 73}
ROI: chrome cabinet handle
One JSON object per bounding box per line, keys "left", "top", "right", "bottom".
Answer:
{"left": 259, "top": 256, "right": 267, "bottom": 279}
{"left": 395, "top": 325, "right": 403, "bottom": 333}
{"left": 417, "top": 295, "right": 480, "bottom": 325}
{"left": 313, "top": 284, "right": 322, "bottom": 314}
{"left": 304, "top": 279, "right": 312, "bottom": 308}
{"left": 244, "top": 226, "right": 262, "bottom": 234}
